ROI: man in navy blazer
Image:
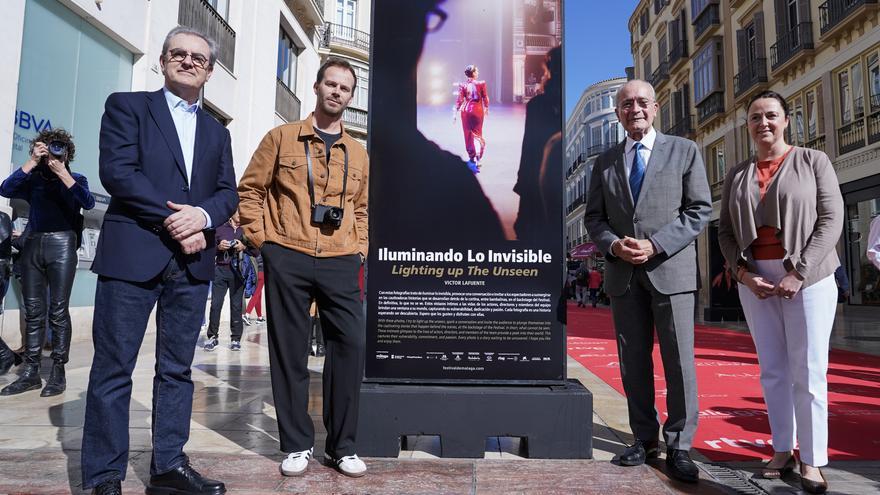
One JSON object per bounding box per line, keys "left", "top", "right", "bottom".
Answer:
{"left": 81, "top": 27, "right": 237, "bottom": 495}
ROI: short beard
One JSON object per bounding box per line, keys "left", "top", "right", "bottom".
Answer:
{"left": 320, "top": 100, "right": 345, "bottom": 118}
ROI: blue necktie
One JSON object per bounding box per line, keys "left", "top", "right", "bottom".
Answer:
{"left": 630, "top": 142, "right": 646, "bottom": 204}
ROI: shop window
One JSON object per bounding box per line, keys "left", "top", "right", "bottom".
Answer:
{"left": 847, "top": 200, "right": 880, "bottom": 306}
{"left": 707, "top": 139, "right": 725, "bottom": 185}
{"left": 12, "top": 0, "right": 133, "bottom": 197}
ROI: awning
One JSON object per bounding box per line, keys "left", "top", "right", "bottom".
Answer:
{"left": 569, "top": 242, "right": 598, "bottom": 258}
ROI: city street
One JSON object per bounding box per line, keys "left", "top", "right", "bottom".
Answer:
{"left": 1, "top": 304, "right": 878, "bottom": 494}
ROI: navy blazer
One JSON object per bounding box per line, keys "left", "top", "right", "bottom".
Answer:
{"left": 92, "top": 90, "right": 239, "bottom": 282}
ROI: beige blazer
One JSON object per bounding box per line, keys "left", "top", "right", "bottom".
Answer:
{"left": 718, "top": 146, "right": 843, "bottom": 288}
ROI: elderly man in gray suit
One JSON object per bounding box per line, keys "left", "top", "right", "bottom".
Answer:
{"left": 584, "top": 79, "right": 711, "bottom": 483}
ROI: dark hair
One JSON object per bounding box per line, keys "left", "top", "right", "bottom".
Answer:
{"left": 747, "top": 90, "right": 789, "bottom": 117}
{"left": 464, "top": 64, "right": 478, "bottom": 78}
{"left": 316, "top": 57, "right": 358, "bottom": 92}
{"left": 30, "top": 128, "right": 76, "bottom": 163}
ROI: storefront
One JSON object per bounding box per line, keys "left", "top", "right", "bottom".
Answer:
{"left": 842, "top": 175, "right": 880, "bottom": 307}
{"left": 8, "top": 0, "right": 133, "bottom": 308}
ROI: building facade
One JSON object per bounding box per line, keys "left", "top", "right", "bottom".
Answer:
{"left": 0, "top": 0, "right": 371, "bottom": 339}
{"left": 318, "top": 0, "right": 370, "bottom": 142}
{"left": 564, "top": 78, "right": 627, "bottom": 256}
{"left": 629, "top": 0, "right": 880, "bottom": 317}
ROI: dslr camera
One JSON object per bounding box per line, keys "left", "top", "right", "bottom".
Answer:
{"left": 47, "top": 140, "right": 69, "bottom": 159}
{"left": 312, "top": 204, "right": 343, "bottom": 228}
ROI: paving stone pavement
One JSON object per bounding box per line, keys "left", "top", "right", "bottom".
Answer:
{"left": 0, "top": 308, "right": 877, "bottom": 494}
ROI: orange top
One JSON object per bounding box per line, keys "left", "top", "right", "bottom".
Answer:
{"left": 751, "top": 147, "right": 792, "bottom": 260}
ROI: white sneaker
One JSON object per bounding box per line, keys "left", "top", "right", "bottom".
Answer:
{"left": 326, "top": 452, "right": 366, "bottom": 477}
{"left": 280, "top": 447, "right": 312, "bottom": 476}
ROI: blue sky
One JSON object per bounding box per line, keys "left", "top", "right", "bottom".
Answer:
{"left": 564, "top": 1, "right": 640, "bottom": 118}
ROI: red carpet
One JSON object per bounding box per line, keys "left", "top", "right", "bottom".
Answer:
{"left": 566, "top": 302, "right": 880, "bottom": 461}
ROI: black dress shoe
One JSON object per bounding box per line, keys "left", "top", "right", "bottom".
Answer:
{"left": 146, "top": 462, "right": 225, "bottom": 495}
{"left": 92, "top": 479, "right": 121, "bottom": 495}
{"left": 0, "top": 343, "right": 21, "bottom": 375}
{"left": 41, "top": 363, "right": 66, "bottom": 397}
{"left": 0, "top": 364, "right": 41, "bottom": 395}
{"left": 619, "top": 439, "right": 659, "bottom": 466}
{"left": 666, "top": 449, "right": 699, "bottom": 483}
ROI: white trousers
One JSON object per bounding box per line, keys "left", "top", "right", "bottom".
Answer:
{"left": 737, "top": 259, "right": 837, "bottom": 466}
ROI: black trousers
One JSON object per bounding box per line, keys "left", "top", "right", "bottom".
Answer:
{"left": 261, "top": 243, "right": 364, "bottom": 457}
{"left": 21, "top": 231, "right": 78, "bottom": 366}
{"left": 207, "top": 264, "right": 243, "bottom": 341}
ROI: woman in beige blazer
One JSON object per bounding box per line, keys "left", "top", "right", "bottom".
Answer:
{"left": 718, "top": 91, "right": 843, "bottom": 494}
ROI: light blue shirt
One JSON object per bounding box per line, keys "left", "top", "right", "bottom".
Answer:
{"left": 162, "top": 87, "right": 212, "bottom": 228}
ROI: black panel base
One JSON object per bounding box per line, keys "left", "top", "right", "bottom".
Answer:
{"left": 356, "top": 380, "right": 592, "bottom": 458}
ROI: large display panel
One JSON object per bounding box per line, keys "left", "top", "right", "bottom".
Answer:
{"left": 366, "top": 0, "right": 565, "bottom": 383}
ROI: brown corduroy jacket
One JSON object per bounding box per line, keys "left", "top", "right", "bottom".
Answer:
{"left": 718, "top": 146, "right": 843, "bottom": 288}
{"left": 238, "top": 114, "right": 369, "bottom": 258}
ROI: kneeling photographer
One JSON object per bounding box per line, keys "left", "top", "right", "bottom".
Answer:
{"left": 0, "top": 129, "right": 95, "bottom": 396}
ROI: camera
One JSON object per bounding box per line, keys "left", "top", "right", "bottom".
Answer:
{"left": 229, "top": 239, "right": 239, "bottom": 248}
{"left": 47, "top": 140, "right": 68, "bottom": 159}
{"left": 312, "top": 204, "right": 343, "bottom": 228}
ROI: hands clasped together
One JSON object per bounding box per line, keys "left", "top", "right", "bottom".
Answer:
{"left": 740, "top": 269, "right": 803, "bottom": 300}
{"left": 612, "top": 236, "right": 656, "bottom": 265}
{"left": 164, "top": 201, "right": 207, "bottom": 255}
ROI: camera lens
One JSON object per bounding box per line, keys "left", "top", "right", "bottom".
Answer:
{"left": 47, "top": 141, "right": 67, "bottom": 157}
{"left": 329, "top": 209, "right": 343, "bottom": 221}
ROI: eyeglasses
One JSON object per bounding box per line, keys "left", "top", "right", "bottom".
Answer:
{"left": 166, "top": 49, "right": 210, "bottom": 69}
{"left": 619, "top": 98, "right": 655, "bottom": 111}
{"left": 426, "top": 8, "right": 447, "bottom": 32}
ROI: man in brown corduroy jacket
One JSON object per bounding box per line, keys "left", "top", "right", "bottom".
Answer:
{"left": 238, "top": 57, "right": 369, "bottom": 479}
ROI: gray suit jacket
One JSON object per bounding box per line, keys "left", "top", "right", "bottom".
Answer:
{"left": 583, "top": 131, "right": 711, "bottom": 297}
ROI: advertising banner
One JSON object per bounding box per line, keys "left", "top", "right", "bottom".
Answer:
{"left": 366, "top": 0, "right": 565, "bottom": 383}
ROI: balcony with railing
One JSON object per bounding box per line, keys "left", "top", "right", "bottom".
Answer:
{"left": 733, "top": 57, "right": 768, "bottom": 99}
{"left": 697, "top": 91, "right": 724, "bottom": 125}
{"left": 566, "top": 153, "right": 586, "bottom": 178}
{"left": 820, "top": 0, "right": 878, "bottom": 37}
{"left": 693, "top": 3, "right": 721, "bottom": 41}
{"left": 320, "top": 23, "right": 370, "bottom": 56}
{"left": 588, "top": 143, "right": 614, "bottom": 157}
{"left": 525, "top": 34, "right": 556, "bottom": 55}
{"left": 566, "top": 194, "right": 586, "bottom": 215}
{"left": 868, "top": 94, "right": 880, "bottom": 145}
{"left": 770, "top": 22, "right": 814, "bottom": 71}
{"left": 666, "top": 115, "right": 695, "bottom": 137}
{"left": 838, "top": 119, "right": 866, "bottom": 155}
{"left": 651, "top": 59, "right": 670, "bottom": 89}
{"left": 804, "top": 135, "right": 827, "bottom": 153}
{"left": 668, "top": 39, "right": 688, "bottom": 68}
{"left": 275, "top": 79, "right": 301, "bottom": 123}
{"left": 178, "top": 0, "right": 236, "bottom": 71}
{"left": 343, "top": 107, "right": 368, "bottom": 132}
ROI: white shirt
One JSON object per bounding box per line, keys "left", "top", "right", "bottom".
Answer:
{"left": 623, "top": 126, "right": 656, "bottom": 181}
{"left": 868, "top": 215, "right": 880, "bottom": 270}
{"left": 611, "top": 126, "right": 662, "bottom": 255}
{"left": 163, "top": 87, "right": 199, "bottom": 182}
{"left": 162, "top": 87, "right": 212, "bottom": 228}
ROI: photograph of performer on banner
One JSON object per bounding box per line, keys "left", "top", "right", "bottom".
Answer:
{"left": 453, "top": 64, "right": 489, "bottom": 172}
{"left": 407, "top": 0, "right": 562, "bottom": 242}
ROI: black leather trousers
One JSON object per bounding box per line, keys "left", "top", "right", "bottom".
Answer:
{"left": 21, "top": 231, "right": 78, "bottom": 366}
